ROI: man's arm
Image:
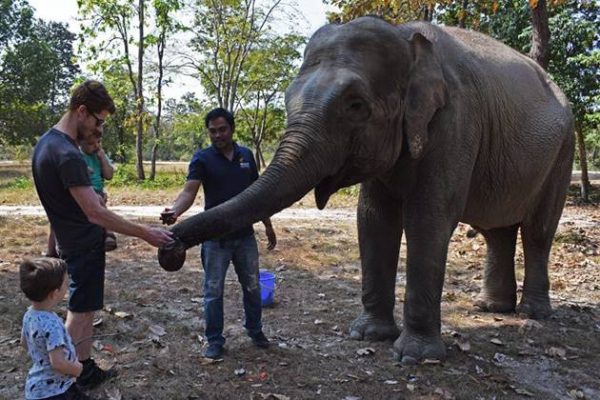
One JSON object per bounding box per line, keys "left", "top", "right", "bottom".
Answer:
{"left": 97, "top": 148, "right": 113, "bottom": 180}
{"left": 262, "top": 218, "right": 276, "bottom": 250}
{"left": 69, "top": 186, "right": 172, "bottom": 247}
{"left": 161, "top": 180, "right": 201, "bottom": 225}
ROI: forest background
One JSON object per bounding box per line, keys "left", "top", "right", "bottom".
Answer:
{"left": 0, "top": 0, "right": 598, "bottom": 198}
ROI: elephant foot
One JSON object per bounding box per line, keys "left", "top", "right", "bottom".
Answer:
{"left": 517, "top": 295, "right": 552, "bottom": 319}
{"left": 158, "top": 238, "right": 187, "bottom": 272}
{"left": 349, "top": 313, "right": 400, "bottom": 341}
{"left": 393, "top": 330, "right": 446, "bottom": 364}
{"left": 473, "top": 292, "right": 516, "bottom": 314}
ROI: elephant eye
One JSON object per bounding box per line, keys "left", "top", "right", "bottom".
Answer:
{"left": 345, "top": 97, "right": 370, "bottom": 122}
{"left": 350, "top": 101, "right": 363, "bottom": 111}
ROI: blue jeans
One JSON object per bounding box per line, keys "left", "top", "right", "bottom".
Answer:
{"left": 201, "top": 234, "right": 262, "bottom": 346}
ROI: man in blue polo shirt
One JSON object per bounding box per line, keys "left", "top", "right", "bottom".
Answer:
{"left": 161, "top": 107, "right": 276, "bottom": 359}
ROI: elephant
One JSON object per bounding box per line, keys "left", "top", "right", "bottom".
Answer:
{"left": 159, "top": 16, "right": 574, "bottom": 363}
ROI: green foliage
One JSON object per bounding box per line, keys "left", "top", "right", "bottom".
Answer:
{"left": 338, "top": 184, "right": 360, "bottom": 196}
{"left": 190, "top": 0, "right": 303, "bottom": 165}
{"left": 107, "top": 162, "right": 185, "bottom": 187}
{"left": 145, "top": 94, "right": 210, "bottom": 160}
{"left": 325, "top": 0, "right": 449, "bottom": 24}
{"left": 8, "top": 176, "right": 32, "bottom": 189}
{"left": 95, "top": 65, "right": 137, "bottom": 162}
{"left": 0, "top": 0, "right": 34, "bottom": 50}
{"left": 546, "top": 1, "right": 599, "bottom": 120}
{"left": 0, "top": 15, "right": 79, "bottom": 146}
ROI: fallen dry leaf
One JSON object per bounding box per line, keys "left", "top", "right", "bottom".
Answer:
{"left": 199, "top": 356, "right": 223, "bottom": 365}
{"left": 546, "top": 347, "right": 567, "bottom": 358}
{"left": 568, "top": 389, "right": 585, "bottom": 399}
{"left": 114, "top": 311, "right": 132, "bottom": 319}
{"left": 105, "top": 387, "right": 122, "bottom": 400}
{"left": 493, "top": 353, "right": 507, "bottom": 363}
{"left": 519, "top": 319, "right": 543, "bottom": 334}
{"left": 148, "top": 324, "right": 166, "bottom": 337}
{"left": 255, "top": 394, "right": 291, "bottom": 400}
{"left": 510, "top": 385, "right": 534, "bottom": 397}
{"left": 455, "top": 339, "right": 471, "bottom": 352}
{"left": 356, "top": 347, "right": 375, "bottom": 356}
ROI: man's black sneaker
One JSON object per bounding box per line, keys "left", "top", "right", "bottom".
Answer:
{"left": 203, "top": 343, "right": 223, "bottom": 359}
{"left": 77, "top": 358, "right": 117, "bottom": 388}
{"left": 250, "top": 331, "right": 270, "bottom": 349}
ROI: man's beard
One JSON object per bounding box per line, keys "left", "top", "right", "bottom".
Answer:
{"left": 76, "top": 126, "right": 87, "bottom": 143}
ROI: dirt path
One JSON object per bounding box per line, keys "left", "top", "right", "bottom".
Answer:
{"left": 0, "top": 205, "right": 356, "bottom": 222}
{"left": 2, "top": 205, "right": 599, "bottom": 227}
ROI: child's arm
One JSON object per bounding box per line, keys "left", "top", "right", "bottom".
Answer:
{"left": 48, "top": 347, "right": 83, "bottom": 377}
{"left": 97, "top": 147, "right": 114, "bottom": 180}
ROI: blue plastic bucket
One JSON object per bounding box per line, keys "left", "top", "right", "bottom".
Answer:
{"left": 259, "top": 270, "right": 275, "bottom": 307}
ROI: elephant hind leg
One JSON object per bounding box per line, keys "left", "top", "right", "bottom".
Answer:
{"left": 474, "top": 225, "right": 518, "bottom": 313}
{"left": 518, "top": 139, "right": 573, "bottom": 319}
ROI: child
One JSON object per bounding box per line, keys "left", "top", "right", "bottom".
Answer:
{"left": 46, "top": 135, "right": 117, "bottom": 256}
{"left": 20, "top": 257, "right": 93, "bottom": 400}
{"left": 79, "top": 136, "right": 117, "bottom": 251}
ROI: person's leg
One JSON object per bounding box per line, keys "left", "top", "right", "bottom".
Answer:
{"left": 64, "top": 246, "right": 114, "bottom": 387}
{"left": 231, "top": 235, "right": 263, "bottom": 338}
{"left": 65, "top": 311, "right": 95, "bottom": 360}
{"left": 201, "top": 240, "right": 233, "bottom": 347}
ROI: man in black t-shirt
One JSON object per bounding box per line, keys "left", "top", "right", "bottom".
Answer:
{"left": 32, "top": 80, "right": 173, "bottom": 389}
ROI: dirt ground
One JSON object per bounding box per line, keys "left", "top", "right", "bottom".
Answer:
{"left": 1, "top": 192, "right": 599, "bottom": 400}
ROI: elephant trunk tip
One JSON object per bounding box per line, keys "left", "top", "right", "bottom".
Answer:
{"left": 158, "top": 238, "right": 187, "bottom": 272}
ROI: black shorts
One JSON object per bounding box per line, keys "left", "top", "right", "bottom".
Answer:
{"left": 62, "top": 245, "right": 105, "bottom": 313}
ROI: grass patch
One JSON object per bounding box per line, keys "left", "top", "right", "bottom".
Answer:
{"left": 108, "top": 164, "right": 186, "bottom": 189}
{"left": 554, "top": 228, "right": 588, "bottom": 245}
{"left": 6, "top": 176, "right": 33, "bottom": 190}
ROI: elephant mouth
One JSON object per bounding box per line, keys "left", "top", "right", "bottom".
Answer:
{"left": 315, "top": 163, "right": 350, "bottom": 209}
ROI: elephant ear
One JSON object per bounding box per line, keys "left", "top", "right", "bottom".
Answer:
{"left": 404, "top": 32, "right": 447, "bottom": 159}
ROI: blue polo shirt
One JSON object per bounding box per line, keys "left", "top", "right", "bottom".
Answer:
{"left": 187, "top": 143, "right": 259, "bottom": 240}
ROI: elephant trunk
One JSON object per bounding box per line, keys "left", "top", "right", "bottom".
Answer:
{"left": 159, "top": 115, "right": 338, "bottom": 271}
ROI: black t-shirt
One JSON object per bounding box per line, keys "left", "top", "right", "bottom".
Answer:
{"left": 32, "top": 129, "right": 104, "bottom": 254}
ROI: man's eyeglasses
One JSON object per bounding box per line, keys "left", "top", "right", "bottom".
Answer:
{"left": 88, "top": 110, "right": 106, "bottom": 127}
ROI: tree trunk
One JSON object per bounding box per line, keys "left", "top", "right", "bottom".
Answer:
{"left": 150, "top": 32, "right": 165, "bottom": 181}
{"left": 136, "top": 0, "right": 146, "bottom": 180}
{"left": 459, "top": 0, "right": 469, "bottom": 28}
{"left": 117, "top": 127, "right": 127, "bottom": 163}
{"left": 258, "top": 146, "right": 265, "bottom": 169}
{"left": 254, "top": 146, "right": 261, "bottom": 171}
{"left": 529, "top": 0, "right": 550, "bottom": 70}
{"left": 575, "top": 120, "right": 590, "bottom": 202}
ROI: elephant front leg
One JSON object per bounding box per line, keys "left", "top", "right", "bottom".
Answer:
{"left": 394, "top": 214, "right": 452, "bottom": 364}
{"left": 349, "top": 181, "right": 402, "bottom": 341}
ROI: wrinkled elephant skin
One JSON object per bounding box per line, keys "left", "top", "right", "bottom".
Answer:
{"left": 158, "top": 17, "right": 574, "bottom": 363}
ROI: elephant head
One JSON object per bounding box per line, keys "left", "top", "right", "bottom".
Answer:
{"left": 158, "top": 17, "right": 447, "bottom": 271}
